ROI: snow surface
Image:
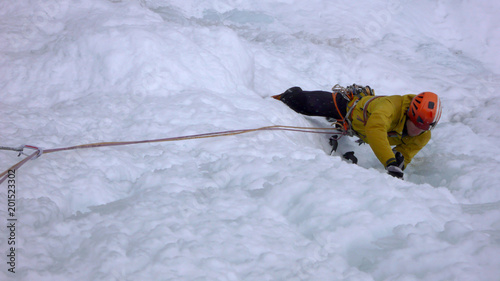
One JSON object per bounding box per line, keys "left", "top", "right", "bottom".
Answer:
{"left": 1, "top": 0, "right": 500, "bottom": 280}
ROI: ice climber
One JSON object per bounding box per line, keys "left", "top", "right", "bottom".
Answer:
{"left": 272, "top": 85, "right": 442, "bottom": 179}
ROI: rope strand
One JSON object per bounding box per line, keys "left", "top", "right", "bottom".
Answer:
{"left": 0, "top": 124, "right": 344, "bottom": 185}
{"left": 0, "top": 146, "right": 24, "bottom": 152}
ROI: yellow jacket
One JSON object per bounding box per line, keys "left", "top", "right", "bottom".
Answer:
{"left": 348, "top": 95, "right": 431, "bottom": 168}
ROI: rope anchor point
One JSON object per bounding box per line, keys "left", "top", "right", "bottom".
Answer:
{"left": 19, "top": 145, "right": 44, "bottom": 160}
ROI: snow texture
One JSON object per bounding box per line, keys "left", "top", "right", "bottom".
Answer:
{"left": 1, "top": 0, "right": 500, "bottom": 280}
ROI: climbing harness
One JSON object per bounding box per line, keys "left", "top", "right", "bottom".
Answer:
{"left": 0, "top": 125, "right": 345, "bottom": 185}
{"left": 327, "top": 84, "right": 377, "bottom": 162}
{"left": 330, "top": 84, "right": 375, "bottom": 138}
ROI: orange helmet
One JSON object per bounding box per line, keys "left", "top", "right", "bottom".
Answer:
{"left": 408, "top": 92, "right": 442, "bottom": 130}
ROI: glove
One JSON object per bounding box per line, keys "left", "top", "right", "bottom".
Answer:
{"left": 394, "top": 151, "right": 405, "bottom": 170}
{"left": 386, "top": 165, "right": 404, "bottom": 179}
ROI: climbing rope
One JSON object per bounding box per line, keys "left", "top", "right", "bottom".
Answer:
{"left": 0, "top": 124, "right": 345, "bottom": 185}
{"left": 0, "top": 146, "right": 24, "bottom": 153}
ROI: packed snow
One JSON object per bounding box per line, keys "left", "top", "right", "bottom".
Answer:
{"left": 1, "top": 0, "right": 500, "bottom": 280}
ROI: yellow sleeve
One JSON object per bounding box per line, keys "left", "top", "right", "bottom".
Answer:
{"left": 364, "top": 101, "right": 398, "bottom": 167}
{"left": 394, "top": 131, "right": 431, "bottom": 167}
